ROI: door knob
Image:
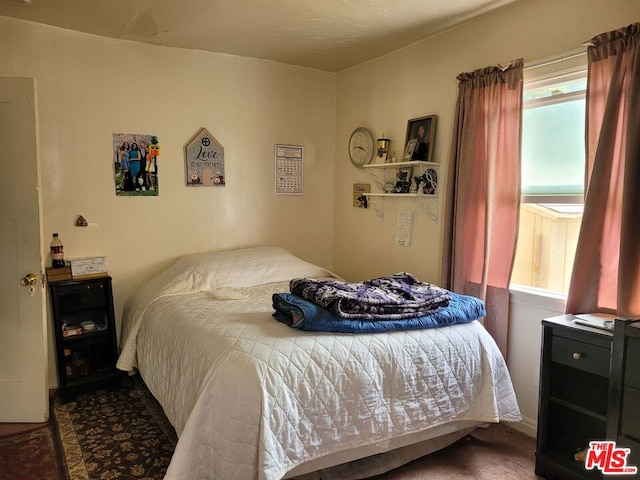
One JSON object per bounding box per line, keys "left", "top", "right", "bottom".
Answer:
{"left": 20, "top": 273, "right": 38, "bottom": 286}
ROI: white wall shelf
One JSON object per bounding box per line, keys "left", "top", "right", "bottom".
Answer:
{"left": 362, "top": 161, "right": 440, "bottom": 222}
{"left": 363, "top": 161, "right": 440, "bottom": 170}
{"left": 364, "top": 193, "right": 438, "bottom": 198}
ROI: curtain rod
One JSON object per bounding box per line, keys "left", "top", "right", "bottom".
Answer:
{"left": 524, "top": 49, "right": 587, "bottom": 71}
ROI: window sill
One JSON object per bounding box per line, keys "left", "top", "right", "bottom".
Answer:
{"left": 509, "top": 285, "right": 567, "bottom": 311}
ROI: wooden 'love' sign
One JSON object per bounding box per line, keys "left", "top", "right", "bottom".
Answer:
{"left": 185, "top": 127, "right": 225, "bottom": 187}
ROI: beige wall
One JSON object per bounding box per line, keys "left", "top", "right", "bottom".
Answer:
{"left": 0, "top": 17, "right": 337, "bottom": 386}
{"left": 2, "top": 0, "right": 640, "bottom": 427}
{"left": 334, "top": 0, "right": 640, "bottom": 284}
{"left": 333, "top": 0, "right": 640, "bottom": 432}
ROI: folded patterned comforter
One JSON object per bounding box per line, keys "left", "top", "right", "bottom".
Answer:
{"left": 289, "top": 272, "right": 452, "bottom": 320}
{"left": 272, "top": 291, "right": 485, "bottom": 333}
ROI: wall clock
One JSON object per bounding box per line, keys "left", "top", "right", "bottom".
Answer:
{"left": 348, "top": 127, "right": 374, "bottom": 168}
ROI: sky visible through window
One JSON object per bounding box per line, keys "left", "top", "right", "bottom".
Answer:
{"left": 522, "top": 78, "right": 586, "bottom": 196}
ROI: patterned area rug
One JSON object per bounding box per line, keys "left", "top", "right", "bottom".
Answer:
{"left": 53, "top": 375, "right": 177, "bottom": 479}
{"left": 48, "top": 375, "right": 535, "bottom": 480}
{"left": 0, "top": 425, "right": 66, "bottom": 480}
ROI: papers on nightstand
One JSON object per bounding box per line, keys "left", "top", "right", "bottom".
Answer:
{"left": 574, "top": 313, "right": 616, "bottom": 331}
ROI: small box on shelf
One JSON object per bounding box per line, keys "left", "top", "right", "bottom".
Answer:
{"left": 62, "top": 326, "right": 83, "bottom": 337}
{"left": 69, "top": 256, "right": 108, "bottom": 279}
{"left": 46, "top": 265, "right": 72, "bottom": 282}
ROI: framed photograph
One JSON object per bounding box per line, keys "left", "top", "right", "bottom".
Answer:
{"left": 113, "top": 132, "right": 160, "bottom": 196}
{"left": 404, "top": 115, "right": 437, "bottom": 162}
{"left": 403, "top": 139, "right": 417, "bottom": 161}
{"left": 394, "top": 166, "right": 413, "bottom": 193}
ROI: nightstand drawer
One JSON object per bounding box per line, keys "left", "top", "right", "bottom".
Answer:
{"left": 552, "top": 335, "right": 610, "bottom": 377}
{"left": 56, "top": 281, "right": 108, "bottom": 312}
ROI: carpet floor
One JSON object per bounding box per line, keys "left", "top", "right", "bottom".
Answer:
{"left": 377, "top": 423, "right": 540, "bottom": 479}
{"left": 2, "top": 376, "right": 540, "bottom": 479}
{"left": 0, "top": 423, "right": 66, "bottom": 480}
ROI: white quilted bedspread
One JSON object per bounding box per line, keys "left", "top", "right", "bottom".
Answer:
{"left": 116, "top": 246, "right": 521, "bottom": 480}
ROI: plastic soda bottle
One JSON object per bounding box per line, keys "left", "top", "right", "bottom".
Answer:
{"left": 50, "top": 233, "right": 65, "bottom": 268}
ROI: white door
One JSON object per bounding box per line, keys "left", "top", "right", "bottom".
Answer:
{"left": 0, "top": 77, "right": 48, "bottom": 422}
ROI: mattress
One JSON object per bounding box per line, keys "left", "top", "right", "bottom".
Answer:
{"left": 117, "top": 246, "right": 521, "bottom": 480}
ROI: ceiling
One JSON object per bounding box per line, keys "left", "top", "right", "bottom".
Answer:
{"left": 0, "top": 0, "right": 520, "bottom": 72}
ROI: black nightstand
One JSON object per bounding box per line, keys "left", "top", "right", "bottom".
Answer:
{"left": 536, "top": 314, "right": 613, "bottom": 479}
{"left": 48, "top": 276, "right": 123, "bottom": 401}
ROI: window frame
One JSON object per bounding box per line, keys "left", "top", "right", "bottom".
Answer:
{"left": 510, "top": 66, "right": 588, "bottom": 294}
{"left": 521, "top": 67, "right": 587, "bottom": 206}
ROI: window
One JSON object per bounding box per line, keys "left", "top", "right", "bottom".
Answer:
{"left": 511, "top": 69, "right": 587, "bottom": 294}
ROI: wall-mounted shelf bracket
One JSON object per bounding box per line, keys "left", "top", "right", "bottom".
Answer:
{"left": 362, "top": 161, "right": 440, "bottom": 222}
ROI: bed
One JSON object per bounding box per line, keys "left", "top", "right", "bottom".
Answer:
{"left": 116, "top": 246, "right": 521, "bottom": 480}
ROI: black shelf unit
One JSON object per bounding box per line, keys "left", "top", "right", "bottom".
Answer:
{"left": 48, "top": 276, "right": 122, "bottom": 401}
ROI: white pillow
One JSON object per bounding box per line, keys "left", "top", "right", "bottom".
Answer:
{"left": 159, "top": 245, "right": 334, "bottom": 295}
{"left": 118, "top": 245, "right": 338, "bottom": 371}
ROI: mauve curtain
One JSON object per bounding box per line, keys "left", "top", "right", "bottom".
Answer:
{"left": 566, "top": 23, "right": 640, "bottom": 316}
{"left": 441, "top": 59, "right": 523, "bottom": 356}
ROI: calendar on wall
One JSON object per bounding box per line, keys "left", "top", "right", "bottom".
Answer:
{"left": 274, "top": 144, "right": 303, "bottom": 195}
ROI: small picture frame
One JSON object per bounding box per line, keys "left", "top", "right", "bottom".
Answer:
{"left": 353, "top": 183, "right": 370, "bottom": 208}
{"left": 394, "top": 167, "right": 413, "bottom": 193}
{"left": 403, "top": 139, "right": 417, "bottom": 161}
{"left": 404, "top": 115, "right": 437, "bottom": 162}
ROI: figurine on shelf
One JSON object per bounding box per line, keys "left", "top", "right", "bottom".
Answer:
{"left": 422, "top": 169, "right": 438, "bottom": 194}
{"left": 411, "top": 171, "right": 438, "bottom": 195}
{"left": 414, "top": 175, "right": 424, "bottom": 193}
{"left": 384, "top": 181, "right": 395, "bottom": 193}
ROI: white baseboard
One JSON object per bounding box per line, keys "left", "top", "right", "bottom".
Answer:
{"left": 507, "top": 416, "right": 537, "bottom": 439}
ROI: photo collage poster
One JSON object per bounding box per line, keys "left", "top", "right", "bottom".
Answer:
{"left": 113, "top": 133, "right": 160, "bottom": 196}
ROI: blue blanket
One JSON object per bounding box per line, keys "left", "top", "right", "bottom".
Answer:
{"left": 272, "top": 291, "right": 485, "bottom": 333}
